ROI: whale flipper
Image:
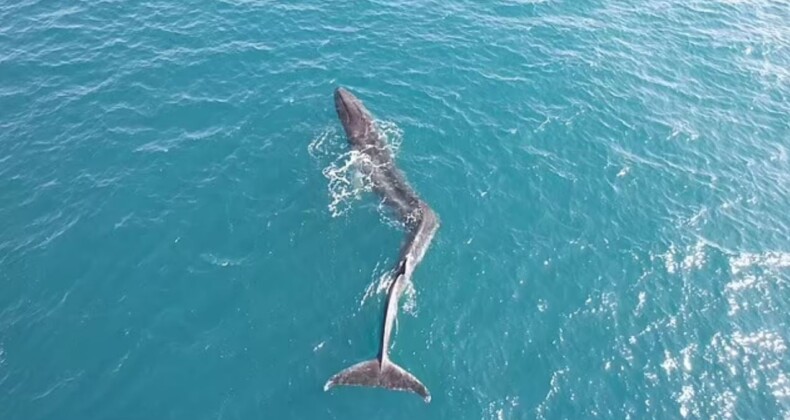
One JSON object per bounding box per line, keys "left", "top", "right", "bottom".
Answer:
{"left": 324, "top": 359, "right": 431, "bottom": 403}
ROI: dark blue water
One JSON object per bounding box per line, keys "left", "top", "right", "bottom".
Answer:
{"left": 2, "top": 0, "right": 789, "bottom": 418}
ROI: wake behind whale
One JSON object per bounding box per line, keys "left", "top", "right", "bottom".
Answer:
{"left": 323, "top": 88, "right": 439, "bottom": 403}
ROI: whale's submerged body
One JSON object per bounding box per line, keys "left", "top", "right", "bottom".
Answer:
{"left": 324, "top": 88, "right": 439, "bottom": 403}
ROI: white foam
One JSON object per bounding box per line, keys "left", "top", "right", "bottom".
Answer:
{"left": 731, "top": 330, "right": 787, "bottom": 354}
{"left": 677, "top": 385, "right": 696, "bottom": 418}
{"left": 322, "top": 150, "right": 373, "bottom": 217}
{"left": 711, "top": 390, "right": 737, "bottom": 420}
{"left": 536, "top": 368, "right": 568, "bottom": 419}
{"left": 635, "top": 291, "right": 647, "bottom": 313}
{"left": 681, "top": 241, "right": 707, "bottom": 272}
{"left": 308, "top": 121, "right": 404, "bottom": 218}
{"left": 401, "top": 279, "right": 418, "bottom": 316}
{"left": 537, "top": 300, "right": 548, "bottom": 312}
{"left": 661, "top": 244, "right": 679, "bottom": 274}
{"left": 681, "top": 344, "right": 696, "bottom": 372}
{"left": 375, "top": 120, "right": 404, "bottom": 153}
{"left": 308, "top": 126, "right": 363, "bottom": 217}
{"left": 359, "top": 266, "right": 419, "bottom": 316}
{"left": 729, "top": 251, "right": 790, "bottom": 275}
{"left": 306, "top": 126, "right": 337, "bottom": 159}
{"left": 656, "top": 242, "right": 709, "bottom": 275}
{"left": 200, "top": 253, "right": 244, "bottom": 267}
{"left": 661, "top": 350, "right": 678, "bottom": 375}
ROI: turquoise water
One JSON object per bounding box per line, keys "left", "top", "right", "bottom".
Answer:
{"left": 2, "top": 0, "right": 789, "bottom": 418}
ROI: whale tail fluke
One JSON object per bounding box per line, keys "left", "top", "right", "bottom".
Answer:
{"left": 324, "top": 359, "right": 431, "bottom": 403}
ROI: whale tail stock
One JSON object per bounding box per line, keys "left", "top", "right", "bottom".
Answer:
{"left": 323, "top": 358, "right": 431, "bottom": 403}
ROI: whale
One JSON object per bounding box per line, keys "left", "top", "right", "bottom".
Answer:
{"left": 323, "top": 87, "right": 439, "bottom": 403}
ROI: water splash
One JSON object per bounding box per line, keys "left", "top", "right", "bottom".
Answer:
{"left": 375, "top": 120, "right": 404, "bottom": 154}
{"left": 308, "top": 121, "right": 404, "bottom": 218}
{"left": 401, "top": 280, "right": 418, "bottom": 316}
{"left": 360, "top": 261, "right": 394, "bottom": 307}
{"left": 322, "top": 150, "right": 374, "bottom": 217}
{"left": 306, "top": 126, "right": 337, "bottom": 160}
{"left": 359, "top": 261, "right": 419, "bottom": 316}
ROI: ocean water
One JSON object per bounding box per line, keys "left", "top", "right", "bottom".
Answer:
{"left": 1, "top": 0, "right": 789, "bottom": 418}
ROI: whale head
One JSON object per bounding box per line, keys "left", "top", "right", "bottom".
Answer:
{"left": 334, "top": 87, "right": 377, "bottom": 148}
